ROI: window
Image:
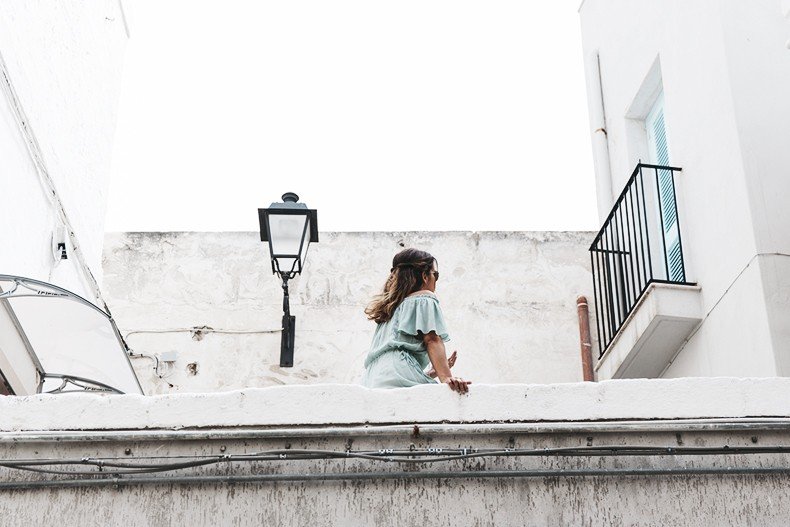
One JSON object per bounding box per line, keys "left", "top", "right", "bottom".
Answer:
{"left": 646, "top": 94, "right": 684, "bottom": 282}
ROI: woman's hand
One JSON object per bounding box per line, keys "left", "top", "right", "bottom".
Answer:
{"left": 422, "top": 334, "right": 471, "bottom": 394}
{"left": 438, "top": 375, "right": 471, "bottom": 394}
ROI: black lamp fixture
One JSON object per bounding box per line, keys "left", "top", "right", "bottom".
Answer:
{"left": 258, "top": 193, "right": 318, "bottom": 367}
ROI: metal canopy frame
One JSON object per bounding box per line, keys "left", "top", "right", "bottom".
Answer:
{"left": 0, "top": 275, "right": 143, "bottom": 395}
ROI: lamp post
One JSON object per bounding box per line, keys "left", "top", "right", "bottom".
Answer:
{"left": 258, "top": 193, "right": 318, "bottom": 367}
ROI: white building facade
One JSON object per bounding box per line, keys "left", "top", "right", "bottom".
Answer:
{"left": 579, "top": 0, "right": 790, "bottom": 379}
{"left": 0, "top": 1, "right": 129, "bottom": 298}
{"left": 0, "top": 1, "right": 130, "bottom": 396}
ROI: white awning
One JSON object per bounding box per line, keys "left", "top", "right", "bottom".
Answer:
{"left": 0, "top": 275, "right": 143, "bottom": 395}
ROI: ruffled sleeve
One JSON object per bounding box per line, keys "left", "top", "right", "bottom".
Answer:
{"left": 395, "top": 295, "right": 450, "bottom": 342}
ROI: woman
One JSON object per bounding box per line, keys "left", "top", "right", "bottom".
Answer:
{"left": 362, "top": 248, "right": 471, "bottom": 394}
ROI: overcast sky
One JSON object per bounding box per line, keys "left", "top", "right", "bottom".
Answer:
{"left": 106, "top": 1, "right": 598, "bottom": 233}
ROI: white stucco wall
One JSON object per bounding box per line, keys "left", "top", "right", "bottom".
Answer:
{"left": 0, "top": 1, "right": 128, "bottom": 299}
{"left": 102, "top": 231, "right": 596, "bottom": 394}
{"left": 663, "top": 260, "right": 776, "bottom": 378}
{"left": 2, "top": 378, "right": 790, "bottom": 525}
{"left": 579, "top": 0, "right": 790, "bottom": 377}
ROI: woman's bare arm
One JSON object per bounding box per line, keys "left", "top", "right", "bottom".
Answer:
{"left": 427, "top": 351, "right": 456, "bottom": 378}
{"left": 423, "top": 332, "right": 470, "bottom": 394}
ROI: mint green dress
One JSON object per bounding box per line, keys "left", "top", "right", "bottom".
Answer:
{"left": 362, "top": 292, "right": 450, "bottom": 388}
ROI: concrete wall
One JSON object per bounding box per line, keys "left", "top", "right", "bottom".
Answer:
{"left": 0, "top": 1, "right": 128, "bottom": 299}
{"left": 2, "top": 379, "right": 790, "bottom": 526}
{"left": 102, "top": 231, "right": 596, "bottom": 394}
{"left": 5, "top": 472, "right": 790, "bottom": 526}
{"left": 2, "top": 451, "right": 787, "bottom": 526}
{"left": 579, "top": 0, "right": 790, "bottom": 377}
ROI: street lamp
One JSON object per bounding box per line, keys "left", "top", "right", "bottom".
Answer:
{"left": 258, "top": 192, "right": 318, "bottom": 367}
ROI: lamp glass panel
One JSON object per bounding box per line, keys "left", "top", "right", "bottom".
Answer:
{"left": 298, "top": 218, "right": 312, "bottom": 269}
{"left": 269, "top": 212, "right": 308, "bottom": 274}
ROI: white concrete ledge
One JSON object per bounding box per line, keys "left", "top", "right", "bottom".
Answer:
{"left": 1, "top": 378, "right": 789, "bottom": 432}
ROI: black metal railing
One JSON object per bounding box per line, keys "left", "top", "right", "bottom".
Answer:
{"left": 589, "top": 163, "right": 694, "bottom": 358}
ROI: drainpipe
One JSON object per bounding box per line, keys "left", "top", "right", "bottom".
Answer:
{"left": 587, "top": 50, "right": 614, "bottom": 221}
{"left": 577, "top": 296, "right": 595, "bottom": 381}
{"left": 782, "top": 0, "right": 790, "bottom": 49}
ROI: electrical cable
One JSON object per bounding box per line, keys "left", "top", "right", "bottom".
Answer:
{"left": 126, "top": 350, "right": 165, "bottom": 378}
{"left": 125, "top": 327, "right": 283, "bottom": 340}
{"left": 2, "top": 444, "right": 790, "bottom": 479}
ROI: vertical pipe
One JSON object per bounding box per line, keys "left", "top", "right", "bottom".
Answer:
{"left": 586, "top": 51, "right": 614, "bottom": 221}
{"left": 577, "top": 296, "right": 595, "bottom": 381}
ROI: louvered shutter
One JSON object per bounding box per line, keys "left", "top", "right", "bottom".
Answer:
{"left": 646, "top": 94, "right": 684, "bottom": 282}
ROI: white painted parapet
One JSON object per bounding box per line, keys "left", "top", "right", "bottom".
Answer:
{"left": 2, "top": 377, "right": 789, "bottom": 432}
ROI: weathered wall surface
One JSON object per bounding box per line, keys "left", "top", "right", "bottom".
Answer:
{"left": 2, "top": 379, "right": 790, "bottom": 526}
{"left": 0, "top": 1, "right": 128, "bottom": 299}
{"left": 2, "top": 429, "right": 789, "bottom": 527}
{"left": 102, "top": 231, "right": 596, "bottom": 394}
{"left": 0, "top": 466, "right": 790, "bottom": 527}
{"left": 2, "top": 468, "right": 788, "bottom": 526}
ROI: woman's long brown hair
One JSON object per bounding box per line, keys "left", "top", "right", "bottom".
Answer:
{"left": 365, "top": 248, "right": 436, "bottom": 324}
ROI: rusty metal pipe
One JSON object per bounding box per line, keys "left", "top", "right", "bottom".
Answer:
{"left": 577, "top": 296, "right": 595, "bottom": 381}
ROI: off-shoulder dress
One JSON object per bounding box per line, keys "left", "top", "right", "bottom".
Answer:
{"left": 362, "top": 291, "right": 450, "bottom": 388}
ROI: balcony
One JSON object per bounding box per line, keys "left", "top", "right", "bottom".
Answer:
{"left": 590, "top": 163, "right": 702, "bottom": 379}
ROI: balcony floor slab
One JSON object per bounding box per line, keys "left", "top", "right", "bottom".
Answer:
{"left": 596, "top": 283, "right": 702, "bottom": 379}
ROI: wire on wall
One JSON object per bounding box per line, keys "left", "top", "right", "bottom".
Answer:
{"left": 0, "top": 50, "right": 115, "bottom": 319}
{"left": 1, "top": 444, "right": 790, "bottom": 485}
{"left": 124, "top": 326, "right": 283, "bottom": 342}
